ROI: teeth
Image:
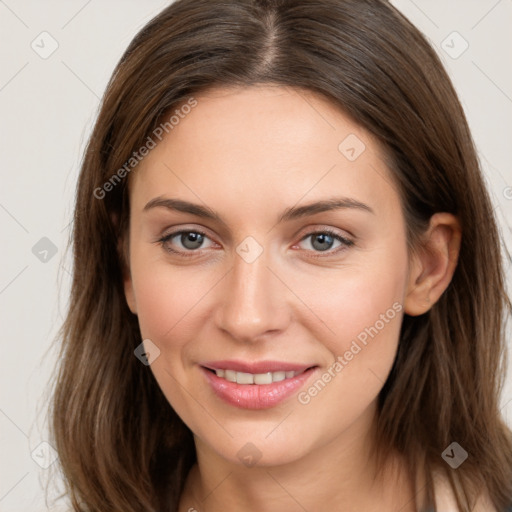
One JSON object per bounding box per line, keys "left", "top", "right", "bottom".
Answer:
{"left": 213, "top": 368, "right": 305, "bottom": 385}
{"left": 225, "top": 369, "right": 237, "bottom": 382}
{"left": 236, "top": 372, "right": 254, "bottom": 384}
{"left": 254, "top": 372, "right": 272, "bottom": 385}
{"left": 272, "top": 371, "right": 286, "bottom": 382}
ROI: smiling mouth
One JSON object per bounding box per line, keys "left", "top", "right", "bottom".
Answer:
{"left": 203, "top": 367, "right": 315, "bottom": 385}
{"left": 201, "top": 363, "right": 318, "bottom": 409}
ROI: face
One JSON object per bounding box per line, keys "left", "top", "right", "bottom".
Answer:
{"left": 124, "top": 85, "right": 411, "bottom": 468}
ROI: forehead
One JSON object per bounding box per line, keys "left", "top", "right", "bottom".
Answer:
{"left": 129, "top": 85, "right": 399, "bottom": 219}
{"left": 165, "top": 84, "right": 369, "bottom": 155}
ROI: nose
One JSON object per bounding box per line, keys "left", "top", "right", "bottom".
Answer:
{"left": 214, "top": 247, "right": 291, "bottom": 343}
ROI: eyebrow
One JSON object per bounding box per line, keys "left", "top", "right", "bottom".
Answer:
{"left": 143, "top": 196, "right": 375, "bottom": 224}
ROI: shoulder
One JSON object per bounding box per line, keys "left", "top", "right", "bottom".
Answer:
{"left": 433, "top": 471, "right": 498, "bottom": 512}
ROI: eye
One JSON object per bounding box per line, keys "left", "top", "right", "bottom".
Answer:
{"left": 296, "top": 229, "right": 354, "bottom": 255}
{"left": 157, "top": 229, "right": 216, "bottom": 255}
{"left": 156, "top": 227, "right": 353, "bottom": 257}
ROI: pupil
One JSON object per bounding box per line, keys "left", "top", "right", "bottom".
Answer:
{"left": 313, "top": 233, "right": 333, "bottom": 251}
{"left": 182, "top": 232, "right": 203, "bottom": 249}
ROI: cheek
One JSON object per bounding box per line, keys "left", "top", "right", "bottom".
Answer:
{"left": 290, "top": 253, "right": 407, "bottom": 353}
{"left": 290, "top": 271, "right": 405, "bottom": 442}
{"left": 129, "top": 253, "right": 217, "bottom": 345}
{"left": 334, "top": 272, "right": 405, "bottom": 354}
{"left": 287, "top": 244, "right": 408, "bottom": 408}
{"left": 129, "top": 259, "right": 217, "bottom": 428}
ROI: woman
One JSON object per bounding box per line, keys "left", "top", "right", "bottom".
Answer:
{"left": 50, "top": 0, "right": 512, "bottom": 510}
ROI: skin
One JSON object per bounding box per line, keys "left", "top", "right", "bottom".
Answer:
{"left": 123, "top": 85, "right": 462, "bottom": 511}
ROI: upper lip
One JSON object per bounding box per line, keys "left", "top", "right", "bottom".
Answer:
{"left": 201, "top": 360, "right": 316, "bottom": 374}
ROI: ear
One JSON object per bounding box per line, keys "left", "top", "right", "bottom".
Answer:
{"left": 117, "top": 227, "right": 138, "bottom": 315}
{"left": 123, "top": 268, "right": 138, "bottom": 315}
{"left": 404, "top": 212, "right": 461, "bottom": 316}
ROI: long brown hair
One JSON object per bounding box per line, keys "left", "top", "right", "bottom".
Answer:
{"left": 49, "top": 0, "right": 512, "bottom": 510}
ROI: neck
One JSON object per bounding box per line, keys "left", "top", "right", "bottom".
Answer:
{"left": 178, "top": 403, "right": 418, "bottom": 512}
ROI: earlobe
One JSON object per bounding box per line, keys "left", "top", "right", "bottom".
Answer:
{"left": 404, "top": 213, "right": 461, "bottom": 316}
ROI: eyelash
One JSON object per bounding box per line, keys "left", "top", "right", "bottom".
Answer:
{"left": 156, "top": 228, "right": 354, "bottom": 258}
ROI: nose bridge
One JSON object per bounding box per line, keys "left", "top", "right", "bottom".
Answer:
{"left": 215, "top": 244, "right": 288, "bottom": 341}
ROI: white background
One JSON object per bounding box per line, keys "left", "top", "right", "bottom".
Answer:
{"left": 0, "top": 1, "right": 511, "bottom": 510}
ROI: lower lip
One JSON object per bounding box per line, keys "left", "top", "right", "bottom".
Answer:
{"left": 201, "top": 366, "right": 317, "bottom": 410}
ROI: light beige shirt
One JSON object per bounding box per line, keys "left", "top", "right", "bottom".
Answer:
{"left": 433, "top": 472, "right": 497, "bottom": 511}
